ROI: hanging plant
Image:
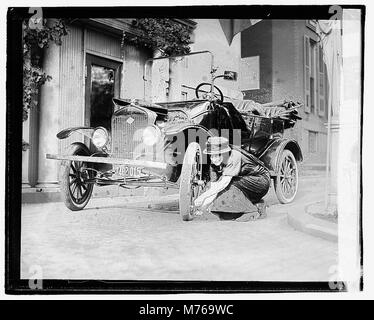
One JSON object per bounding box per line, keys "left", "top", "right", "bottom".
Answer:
{"left": 127, "top": 18, "right": 192, "bottom": 56}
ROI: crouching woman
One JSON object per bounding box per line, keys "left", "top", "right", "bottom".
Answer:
{"left": 194, "top": 137, "right": 271, "bottom": 221}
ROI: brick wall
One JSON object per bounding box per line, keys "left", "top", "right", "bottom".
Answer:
{"left": 241, "top": 20, "right": 273, "bottom": 103}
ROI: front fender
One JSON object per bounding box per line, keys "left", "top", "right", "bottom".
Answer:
{"left": 56, "top": 127, "right": 94, "bottom": 139}
{"left": 259, "top": 139, "right": 303, "bottom": 174}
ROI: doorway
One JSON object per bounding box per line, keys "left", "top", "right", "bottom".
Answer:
{"left": 85, "top": 54, "right": 121, "bottom": 130}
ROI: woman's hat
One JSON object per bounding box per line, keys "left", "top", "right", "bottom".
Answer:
{"left": 203, "top": 137, "right": 231, "bottom": 155}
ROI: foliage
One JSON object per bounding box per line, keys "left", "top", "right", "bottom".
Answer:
{"left": 22, "top": 140, "right": 30, "bottom": 151}
{"left": 23, "top": 66, "right": 52, "bottom": 120}
{"left": 128, "top": 19, "right": 192, "bottom": 56}
{"left": 23, "top": 19, "right": 68, "bottom": 119}
{"left": 23, "top": 19, "right": 68, "bottom": 56}
{"left": 22, "top": 19, "right": 68, "bottom": 150}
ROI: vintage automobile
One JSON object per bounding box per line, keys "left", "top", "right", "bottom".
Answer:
{"left": 47, "top": 51, "right": 303, "bottom": 221}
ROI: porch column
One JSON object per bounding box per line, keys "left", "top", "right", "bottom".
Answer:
{"left": 22, "top": 117, "right": 30, "bottom": 188}
{"left": 36, "top": 30, "right": 61, "bottom": 188}
{"left": 326, "top": 117, "right": 340, "bottom": 202}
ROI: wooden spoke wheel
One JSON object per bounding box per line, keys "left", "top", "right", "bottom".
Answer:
{"left": 179, "top": 142, "right": 203, "bottom": 221}
{"left": 60, "top": 143, "right": 94, "bottom": 211}
{"left": 274, "top": 149, "right": 299, "bottom": 204}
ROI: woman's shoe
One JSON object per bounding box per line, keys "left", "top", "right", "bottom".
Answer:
{"left": 235, "top": 212, "right": 258, "bottom": 222}
{"left": 255, "top": 200, "right": 267, "bottom": 219}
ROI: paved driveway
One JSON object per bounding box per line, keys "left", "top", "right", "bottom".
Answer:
{"left": 21, "top": 176, "right": 338, "bottom": 281}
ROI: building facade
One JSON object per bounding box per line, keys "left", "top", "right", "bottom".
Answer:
{"left": 22, "top": 18, "right": 189, "bottom": 189}
{"left": 22, "top": 18, "right": 239, "bottom": 191}
{"left": 22, "top": 18, "right": 332, "bottom": 194}
{"left": 240, "top": 19, "right": 331, "bottom": 165}
{"left": 148, "top": 19, "right": 244, "bottom": 103}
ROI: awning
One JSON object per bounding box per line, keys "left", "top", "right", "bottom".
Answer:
{"left": 219, "top": 19, "right": 262, "bottom": 45}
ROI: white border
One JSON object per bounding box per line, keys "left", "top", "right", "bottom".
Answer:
{"left": 0, "top": 0, "right": 372, "bottom": 300}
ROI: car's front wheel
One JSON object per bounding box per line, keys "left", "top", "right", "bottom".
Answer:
{"left": 59, "top": 143, "right": 94, "bottom": 211}
{"left": 179, "top": 142, "right": 203, "bottom": 221}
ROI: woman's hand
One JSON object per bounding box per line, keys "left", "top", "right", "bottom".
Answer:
{"left": 201, "top": 194, "right": 215, "bottom": 207}
{"left": 194, "top": 193, "right": 207, "bottom": 207}
{"left": 195, "top": 193, "right": 215, "bottom": 208}
{"left": 194, "top": 176, "right": 232, "bottom": 208}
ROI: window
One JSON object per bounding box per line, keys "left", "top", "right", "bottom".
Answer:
{"left": 310, "top": 40, "right": 316, "bottom": 114}
{"left": 308, "top": 131, "right": 318, "bottom": 153}
{"left": 310, "top": 77, "right": 315, "bottom": 114}
{"left": 304, "top": 36, "right": 326, "bottom": 116}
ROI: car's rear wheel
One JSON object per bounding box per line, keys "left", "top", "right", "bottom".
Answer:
{"left": 179, "top": 142, "right": 203, "bottom": 221}
{"left": 274, "top": 149, "right": 299, "bottom": 204}
{"left": 60, "top": 143, "right": 94, "bottom": 211}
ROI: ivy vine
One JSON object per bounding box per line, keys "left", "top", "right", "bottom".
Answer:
{"left": 128, "top": 18, "right": 192, "bottom": 56}
{"left": 22, "top": 19, "right": 68, "bottom": 150}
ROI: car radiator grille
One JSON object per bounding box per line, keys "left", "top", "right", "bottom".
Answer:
{"left": 111, "top": 113, "right": 148, "bottom": 159}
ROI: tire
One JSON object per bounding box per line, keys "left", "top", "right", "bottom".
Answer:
{"left": 179, "top": 142, "right": 203, "bottom": 221}
{"left": 274, "top": 149, "right": 299, "bottom": 204}
{"left": 59, "top": 143, "right": 94, "bottom": 211}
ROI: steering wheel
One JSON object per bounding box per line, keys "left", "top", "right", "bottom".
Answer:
{"left": 195, "top": 83, "right": 224, "bottom": 102}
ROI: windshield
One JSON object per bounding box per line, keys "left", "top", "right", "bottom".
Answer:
{"left": 144, "top": 51, "right": 214, "bottom": 104}
{"left": 144, "top": 51, "right": 245, "bottom": 104}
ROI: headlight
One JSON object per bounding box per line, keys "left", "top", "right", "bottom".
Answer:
{"left": 142, "top": 125, "right": 161, "bottom": 146}
{"left": 92, "top": 127, "right": 109, "bottom": 148}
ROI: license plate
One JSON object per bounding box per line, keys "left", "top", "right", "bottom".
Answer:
{"left": 114, "top": 165, "right": 143, "bottom": 177}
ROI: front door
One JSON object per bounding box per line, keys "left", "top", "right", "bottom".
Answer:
{"left": 85, "top": 54, "right": 121, "bottom": 130}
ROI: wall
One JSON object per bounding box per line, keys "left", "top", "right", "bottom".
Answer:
{"left": 271, "top": 20, "right": 301, "bottom": 144}
{"left": 240, "top": 19, "right": 329, "bottom": 165}
{"left": 85, "top": 28, "right": 122, "bottom": 59}
{"left": 58, "top": 24, "right": 85, "bottom": 154}
{"left": 292, "top": 20, "right": 328, "bottom": 164}
{"left": 122, "top": 44, "right": 152, "bottom": 100}
{"left": 271, "top": 20, "right": 301, "bottom": 102}
{"left": 241, "top": 19, "right": 273, "bottom": 103}
{"left": 188, "top": 19, "right": 243, "bottom": 100}
{"left": 147, "top": 19, "right": 244, "bottom": 103}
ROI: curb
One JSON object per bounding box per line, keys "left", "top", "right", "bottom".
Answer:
{"left": 299, "top": 163, "right": 326, "bottom": 171}
{"left": 287, "top": 203, "right": 338, "bottom": 242}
